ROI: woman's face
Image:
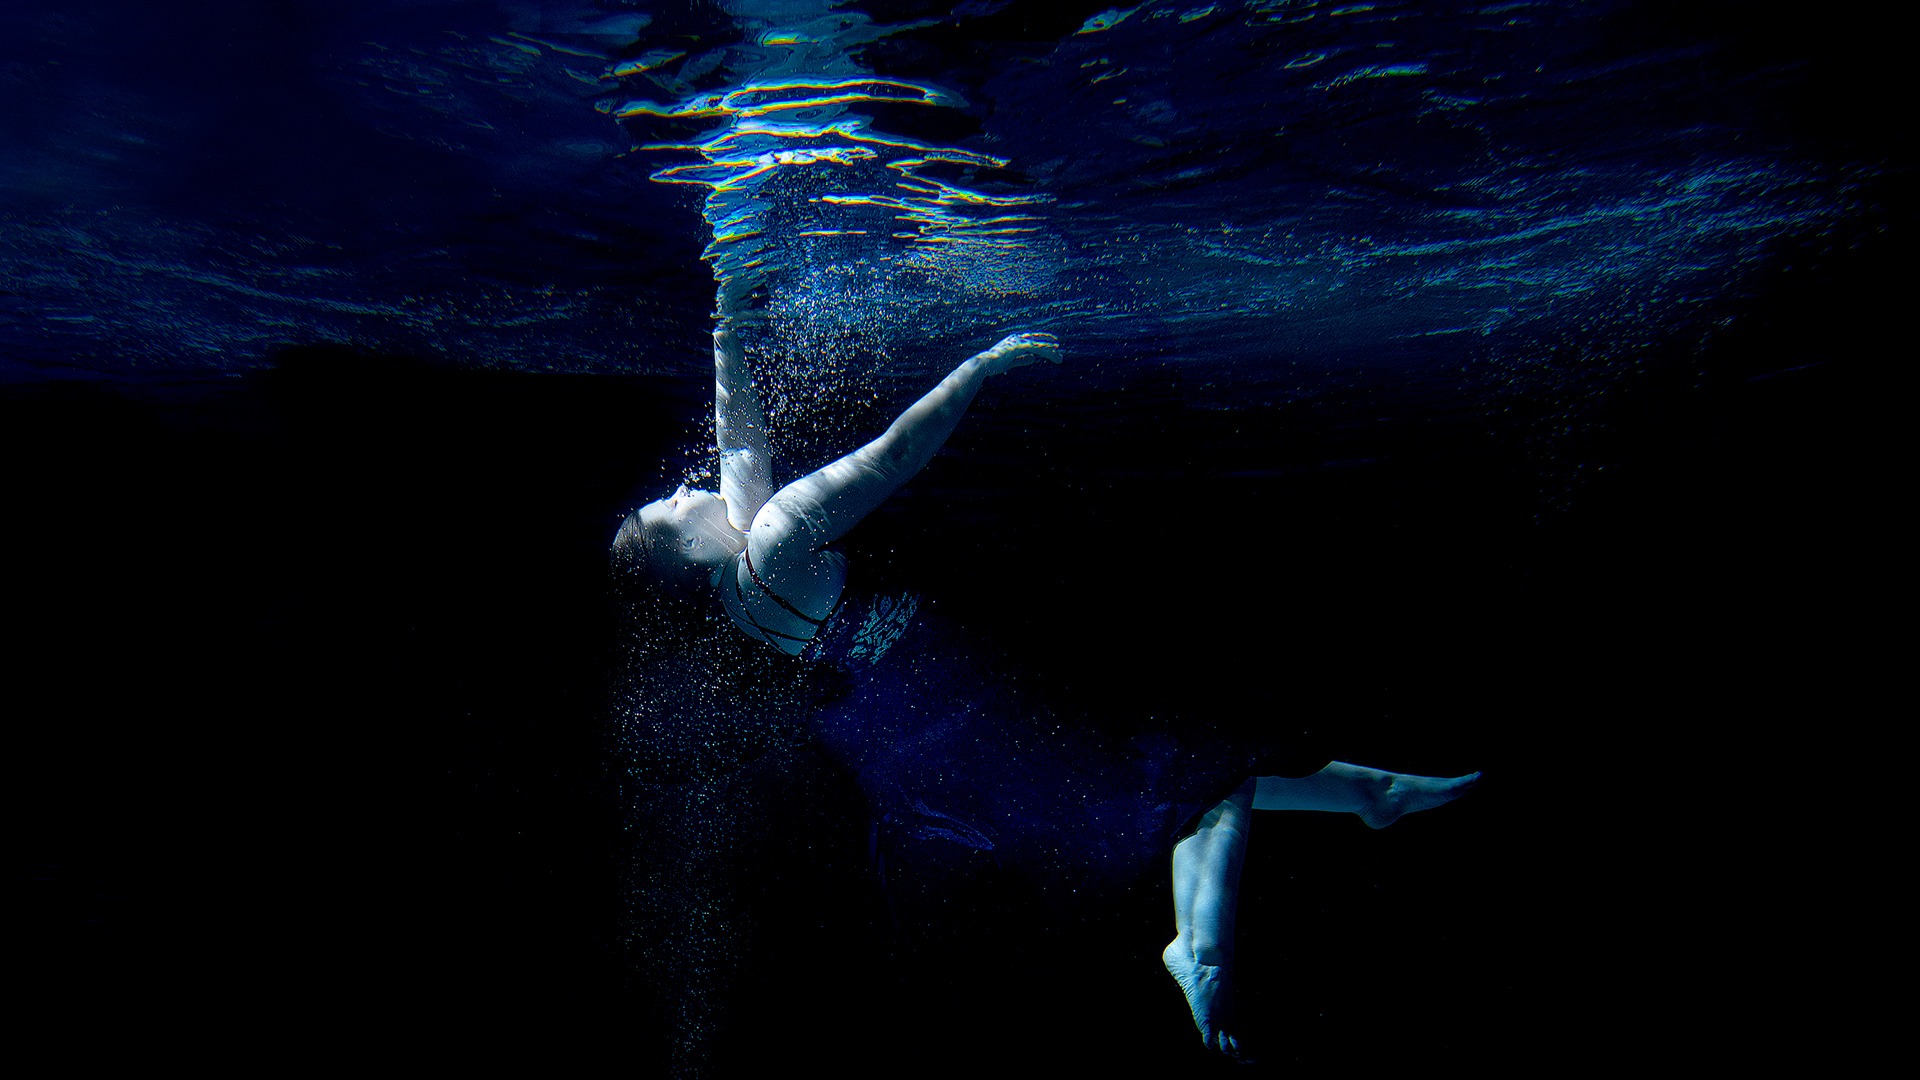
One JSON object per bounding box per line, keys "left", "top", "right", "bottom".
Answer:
{"left": 639, "top": 485, "right": 745, "bottom": 570}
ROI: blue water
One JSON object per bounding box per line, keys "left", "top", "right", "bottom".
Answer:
{"left": 5, "top": 2, "right": 1882, "bottom": 388}
{"left": 4, "top": 0, "right": 1896, "bottom": 1071}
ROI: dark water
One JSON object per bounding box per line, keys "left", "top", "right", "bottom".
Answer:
{"left": 5, "top": 0, "right": 1896, "bottom": 1070}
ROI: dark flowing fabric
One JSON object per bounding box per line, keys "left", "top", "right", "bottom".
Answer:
{"left": 800, "top": 592, "right": 1330, "bottom": 893}
{"left": 605, "top": 530, "right": 1331, "bottom": 1072}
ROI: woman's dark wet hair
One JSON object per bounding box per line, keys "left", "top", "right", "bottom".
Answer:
{"left": 609, "top": 508, "right": 713, "bottom": 662}
{"left": 612, "top": 502, "right": 733, "bottom": 598}
{"left": 610, "top": 507, "right": 659, "bottom": 581}
{"left": 605, "top": 506, "right": 810, "bottom": 786}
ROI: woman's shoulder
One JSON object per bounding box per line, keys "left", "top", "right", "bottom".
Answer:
{"left": 751, "top": 487, "right": 833, "bottom": 551}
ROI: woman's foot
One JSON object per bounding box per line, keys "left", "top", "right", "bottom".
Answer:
{"left": 1253, "top": 763, "right": 1482, "bottom": 826}
{"left": 1162, "top": 937, "right": 1249, "bottom": 1061}
{"left": 1356, "top": 768, "right": 1481, "bottom": 829}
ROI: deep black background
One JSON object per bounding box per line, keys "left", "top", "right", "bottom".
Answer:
{"left": 6, "top": 219, "right": 1878, "bottom": 1069}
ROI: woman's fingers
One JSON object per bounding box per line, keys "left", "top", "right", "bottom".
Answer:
{"left": 988, "top": 333, "right": 1062, "bottom": 366}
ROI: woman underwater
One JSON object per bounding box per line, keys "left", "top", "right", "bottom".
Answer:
{"left": 610, "top": 290, "right": 1477, "bottom": 1063}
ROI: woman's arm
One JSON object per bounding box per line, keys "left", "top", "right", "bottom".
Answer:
{"left": 753, "top": 333, "right": 1059, "bottom": 552}
{"left": 714, "top": 303, "right": 774, "bottom": 533}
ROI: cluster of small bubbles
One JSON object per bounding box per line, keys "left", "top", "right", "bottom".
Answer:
{"left": 594, "top": 12, "right": 1064, "bottom": 393}
{"left": 716, "top": 251, "right": 966, "bottom": 460}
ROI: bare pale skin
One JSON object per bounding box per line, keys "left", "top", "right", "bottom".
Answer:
{"left": 625, "top": 288, "right": 1061, "bottom": 654}
{"left": 623, "top": 287, "right": 1477, "bottom": 1059}
{"left": 1165, "top": 765, "right": 1481, "bottom": 1061}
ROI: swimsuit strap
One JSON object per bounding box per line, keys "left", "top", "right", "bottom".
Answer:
{"left": 731, "top": 569, "right": 812, "bottom": 648}
{"left": 732, "top": 545, "right": 844, "bottom": 653}
{"left": 744, "top": 544, "right": 832, "bottom": 627}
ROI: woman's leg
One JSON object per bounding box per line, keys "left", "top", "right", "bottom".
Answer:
{"left": 1164, "top": 779, "right": 1255, "bottom": 1059}
{"left": 1163, "top": 763, "right": 1479, "bottom": 1056}
{"left": 1254, "top": 761, "right": 1481, "bottom": 828}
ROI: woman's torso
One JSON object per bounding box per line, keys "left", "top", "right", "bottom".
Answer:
{"left": 719, "top": 545, "right": 848, "bottom": 656}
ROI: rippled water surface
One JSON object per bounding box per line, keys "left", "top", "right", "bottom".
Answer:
{"left": 5, "top": 2, "right": 1891, "bottom": 394}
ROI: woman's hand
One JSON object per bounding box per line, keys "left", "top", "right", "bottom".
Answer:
{"left": 973, "top": 332, "right": 1062, "bottom": 376}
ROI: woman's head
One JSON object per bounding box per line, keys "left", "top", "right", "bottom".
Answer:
{"left": 612, "top": 485, "right": 746, "bottom": 595}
